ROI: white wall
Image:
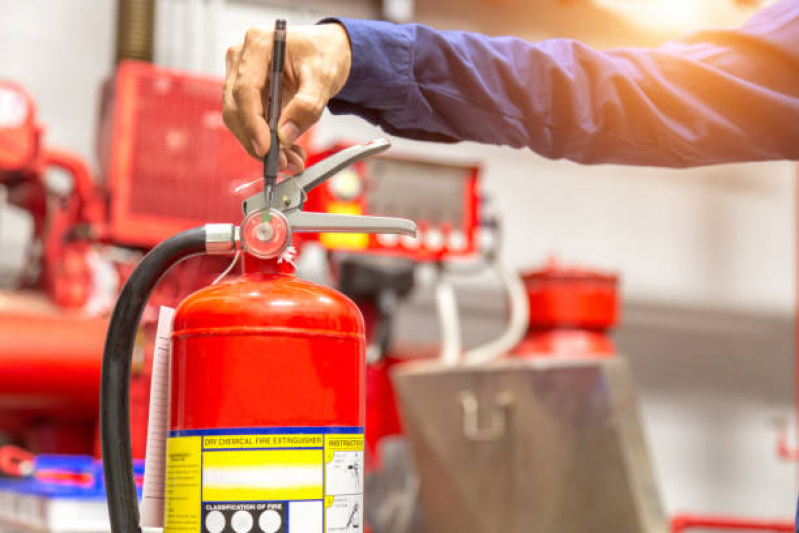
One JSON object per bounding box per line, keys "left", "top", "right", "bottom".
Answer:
{"left": 0, "top": 0, "right": 114, "bottom": 168}
{"left": 1, "top": 0, "right": 795, "bottom": 522}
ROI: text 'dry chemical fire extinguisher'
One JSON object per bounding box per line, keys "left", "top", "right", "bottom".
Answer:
{"left": 100, "top": 137, "right": 415, "bottom": 533}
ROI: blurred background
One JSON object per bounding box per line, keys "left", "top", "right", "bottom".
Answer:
{"left": 0, "top": 0, "right": 795, "bottom": 530}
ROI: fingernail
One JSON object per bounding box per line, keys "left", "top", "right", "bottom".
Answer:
{"left": 278, "top": 150, "right": 288, "bottom": 170}
{"left": 287, "top": 162, "right": 302, "bottom": 174}
{"left": 279, "top": 122, "right": 300, "bottom": 146}
{"left": 251, "top": 139, "right": 263, "bottom": 157}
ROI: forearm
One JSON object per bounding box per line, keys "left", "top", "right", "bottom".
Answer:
{"left": 328, "top": 8, "right": 799, "bottom": 167}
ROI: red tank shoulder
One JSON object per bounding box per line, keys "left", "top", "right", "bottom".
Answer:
{"left": 173, "top": 272, "right": 364, "bottom": 337}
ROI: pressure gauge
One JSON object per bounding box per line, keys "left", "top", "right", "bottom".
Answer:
{"left": 241, "top": 209, "right": 291, "bottom": 259}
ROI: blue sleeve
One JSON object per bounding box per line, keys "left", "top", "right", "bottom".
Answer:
{"left": 325, "top": 0, "right": 799, "bottom": 167}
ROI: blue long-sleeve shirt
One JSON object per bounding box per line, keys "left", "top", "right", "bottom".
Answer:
{"left": 326, "top": 0, "right": 799, "bottom": 167}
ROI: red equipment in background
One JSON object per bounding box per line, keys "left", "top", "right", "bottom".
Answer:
{"left": 304, "top": 145, "right": 480, "bottom": 262}
{"left": 0, "top": 82, "right": 39, "bottom": 172}
{"left": 0, "top": 63, "right": 270, "bottom": 457}
{"left": 511, "top": 259, "right": 618, "bottom": 359}
{"left": 99, "top": 61, "right": 263, "bottom": 247}
{"left": 0, "top": 80, "right": 110, "bottom": 453}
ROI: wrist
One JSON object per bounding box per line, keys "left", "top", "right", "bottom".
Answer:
{"left": 317, "top": 20, "right": 352, "bottom": 96}
{"left": 330, "top": 23, "right": 352, "bottom": 94}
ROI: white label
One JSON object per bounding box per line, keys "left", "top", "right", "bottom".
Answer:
{"left": 140, "top": 306, "right": 176, "bottom": 528}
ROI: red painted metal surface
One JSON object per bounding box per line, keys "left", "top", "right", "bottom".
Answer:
{"left": 100, "top": 60, "right": 262, "bottom": 248}
{"left": 0, "top": 81, "right": 40, "bottom": 172}
{"left": 302, "top": 145, "right": 480, "bottom": 262}
{"left": 170, "top": 259, "right": 366, "bottom": 432}
{"left": 365, "top": 357, "right": 404, "bottom": 465}
{"left": 512, "top": 259, "right": 619, "bottom": 359}
{"left": 0, "top": 308, "right": 107, "bottom": 424}
{"left": 43, "top": 148, "right": 104, "bottom": 226}
{"left": 670, "top": 514, "right": 793, "bottom": 532}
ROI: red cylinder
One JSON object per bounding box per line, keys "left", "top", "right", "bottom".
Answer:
{"left": 0, "top": 306, "right": 107, "bottom": 426}
{"left": 165, "top": 259, "right": 366, "bottom": 532}
{"left": 512, "top": 260, "right": 619, "bottom": 359}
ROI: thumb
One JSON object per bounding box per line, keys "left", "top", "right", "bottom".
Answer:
{"left": 278, "top": 81, "right": 326, "bottom": 146}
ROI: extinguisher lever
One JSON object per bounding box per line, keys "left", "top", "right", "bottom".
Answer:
{"left": 294, "top": 138, "right": 390, "bottom": 194}
{"left": 242, "top": 138, "right": 392, "bottom": 216}
{"left": 239, "top": 138, "right": 416, "bottom": 259}
{"left": 287, "top": 211, "right": 417, "bottom": 236}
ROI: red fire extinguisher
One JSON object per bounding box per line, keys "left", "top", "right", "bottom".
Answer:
{"left": 100, "top": 139, "right": 415, "bottom": 533}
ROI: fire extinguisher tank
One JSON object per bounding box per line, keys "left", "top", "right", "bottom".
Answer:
{"left": 163, "top": 264, "right": 368, "bottom": 532}
{"left": 100, "top": 137, "right": 415, "bottom": 533}
{"left": 171, "top": 266, "right": 366, "bottom": 432}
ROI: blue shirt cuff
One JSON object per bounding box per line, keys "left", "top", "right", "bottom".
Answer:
{"left": 318, "top": 17, "right": 412, "bottom": 110}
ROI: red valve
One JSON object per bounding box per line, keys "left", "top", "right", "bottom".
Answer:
{"left": 512, "top": 258, "right": 619, "bottom": 359}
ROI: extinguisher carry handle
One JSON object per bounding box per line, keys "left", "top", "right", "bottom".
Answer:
{"left": 287, "top": 210, "right": 416, "bottom": 236}
{"left": 243, "top": 138, "right": 392, "bottom": 216}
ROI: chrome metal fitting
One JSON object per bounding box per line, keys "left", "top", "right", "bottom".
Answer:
{"left": 204, "top": 223, "right": 238, "bottom": 254}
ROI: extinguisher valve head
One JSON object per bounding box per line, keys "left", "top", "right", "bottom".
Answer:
{"left": 241, "top": 208, "right": 292, "bottom": 259}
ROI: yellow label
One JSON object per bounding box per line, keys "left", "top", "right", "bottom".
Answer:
{"left": 164, "top": 436, "right": 201, "bottom": 533}
{"left": 203, "top": 434, "right": 323, "bottom": 449}
{"left": 164, "top": 428, "right": 364, "bottom": 533}
{"left": 202, "top": 449, "right": 324, "bottom": 502}
{"left": 320, "top": 203, "right": 369, "bottom": 251}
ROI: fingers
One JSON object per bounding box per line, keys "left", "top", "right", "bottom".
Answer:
{"left": 223, "top": 25, "right": 342, "bottom": 163}
{"left": 224, "top": 37, "right": 307, "bottom": 175}
{"left": 278, "top": 74, "right": 327, "bottom": 147}
{"left": 223, "top": 44, "right": 257, "bottom": 158}
{"left": 233, "top": 28, "right": 272, "bottom": 157}
{"left": 276, "top": 144, "right": 306, "bottom": 174}
{"left": 285, "top": 144, "right": 306, "bottom": 174}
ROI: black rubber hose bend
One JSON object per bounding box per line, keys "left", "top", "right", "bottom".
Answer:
{"left": 101, "top": 227, "right": 207, "bottom": 533}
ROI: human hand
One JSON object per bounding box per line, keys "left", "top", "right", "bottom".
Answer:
{"left": 223, "top": 23, "right": 352, "bottom": 173}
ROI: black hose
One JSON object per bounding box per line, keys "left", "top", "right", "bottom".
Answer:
{"left": 101, "top": 227, "right": 207, "bottom": 533}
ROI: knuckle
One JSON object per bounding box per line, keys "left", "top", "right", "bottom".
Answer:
{"left": 244, "top": 28, "right": 259, "bottom": 43}
{"left": 295, "top": 93, "right": 324, "bottom": 118}
{"left": 244, "top": 27, "right": 269, "bottom": 45}
{"left": 232, "top": 80, "right": 247, "bottom": 102}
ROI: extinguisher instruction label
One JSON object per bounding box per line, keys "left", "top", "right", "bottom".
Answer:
{"left": 164, "top": 427, "right": 364, "bottom": 533}
{"left": 165, "top": 436, "right": 203, "bottom": 532}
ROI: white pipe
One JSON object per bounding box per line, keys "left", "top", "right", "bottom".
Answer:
{"left": 435, "top": 273, "right": 462, "bottom": 366}
{"left": 463, "top": 259, "right": 529, "bottom": 365}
